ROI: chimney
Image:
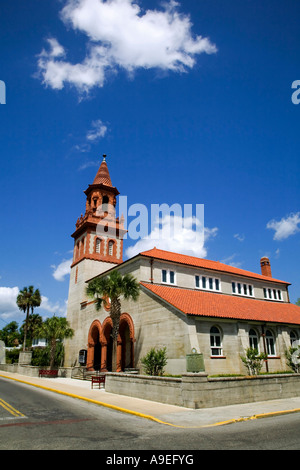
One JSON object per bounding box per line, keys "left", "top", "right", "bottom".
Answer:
{"left": 260, "top": 257, "right": 272, "bottom": 277}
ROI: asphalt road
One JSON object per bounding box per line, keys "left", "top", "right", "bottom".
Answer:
{"left": 1, "top": 377, "right": 300, "bottom": 452}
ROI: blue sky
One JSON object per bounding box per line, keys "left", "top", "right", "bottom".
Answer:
{"left": 0, "top": 0, "right": 299, "bottom": 326}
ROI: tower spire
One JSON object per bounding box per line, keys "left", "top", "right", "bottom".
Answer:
{"left": 92, "top": 154, "right": 112, "bottom": 186}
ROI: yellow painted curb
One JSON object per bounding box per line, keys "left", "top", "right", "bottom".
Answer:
{"left": 1, "top": 373, "right": 300, "bottom": 429}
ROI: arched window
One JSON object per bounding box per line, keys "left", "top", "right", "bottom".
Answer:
{"left": 108, "top": 240, "right": 114, "bottom": 256}
{"left": 210, "top": 326, "right": 222, "bottom": 356}
{"left": 249, "top": 328, "right": 259, "bottom": 352}
{"left": 95, "top": 238, "right": 101, "bottom": 254}
{"left": 265, "top": 330, "right": 276, "bottom": 356}
{"left": 290, "top": 330, "right": 298, "bottom": 346}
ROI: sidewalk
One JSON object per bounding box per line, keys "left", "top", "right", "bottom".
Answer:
{"left": 1, "top": 371, "right": 300, "bottom": 428}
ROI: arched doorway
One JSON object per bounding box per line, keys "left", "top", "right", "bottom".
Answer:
{"left": 87, "top": 320, "right": 102, "bottom": 371}
{"left": 118, "top": 313, "right": 135, "bottom": 371}
{"left": 102, "top": 317, "right": 113, "bottom": 372}
{"left": 87, "top": 314, "right": 135, "bottom": 372}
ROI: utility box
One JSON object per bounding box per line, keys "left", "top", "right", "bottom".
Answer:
{"left": 186, "top": 352, "right": 205, "bottom": 373}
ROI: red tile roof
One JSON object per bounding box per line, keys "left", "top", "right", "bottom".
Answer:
{"left": 140, "top": 282, "right": 300, "bottom": 325}
{"left": 140, "top": 248, "right": 290, "bottom": 285}
{"left": 93, "top": 158, "right": 113, "bottom": 186}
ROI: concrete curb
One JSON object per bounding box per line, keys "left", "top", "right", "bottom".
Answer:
{"left": 2, "top": 373, "right": 300, "bottom": 428}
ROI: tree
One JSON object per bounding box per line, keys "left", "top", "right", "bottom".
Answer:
{"left": 21, "top": 313, "right": 43, "bottom": 346}
{"left": 0, "top": 321, "right": 22, "bottom": 347}
{"left": 16, "top": 286, "right": 41, "bottom": 351}
{"left": 37, "top": 316, "right": 74, "bottom": 369}
{"left": 86, "top": 270, "right": 140, "bottom": 372}
{"left": 296, "top": 298, "right": 300, "bottom": 307}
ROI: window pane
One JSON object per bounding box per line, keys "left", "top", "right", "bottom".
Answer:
{"left": 209, "top": 278, "right": 213, "bottom": 290}
{"left": 249, "top": 285, "right": 253, "bottom": 296}
{"left": 238, "top": 283, "right": 241, "bottom": 294}
{"left": 232, "top": 282, "right": 236, "bottom": 293}
{"left": 169, "top": 271, "right": 175, "bottom": 284}
{"left": 263, "top": 288, "right": 267, "bottom": 298}
{"left": 202, "top": 276, "right": 206, "bottom": 289}
{"left": 243, "top": 284, "right": 247, "bottom": 295}
{"left": 195, "top": 275, "right": 199, "bottom": 287}
{"left": 215, "top": 279, "right": 220, "bottom": 291}
{"left": 210, "top": 326, "right": 219, "bottom": 334}
{"left": 268, "top": 288, "right": 272, "bottom": 299}
{"left": 277, "top": 290, "right": 281, "bottom": 300}
{"left": 162, "top": 270, "right": 167, "bottom": 282}
{"left": 211, "top": 348, "right": 220, "bottom": 356}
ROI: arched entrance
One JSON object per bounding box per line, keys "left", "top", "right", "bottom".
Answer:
{"left": 118, "top": 313, "right": 135, "bottom": 371}
{"left": 87, "top": 314, "right": 135, "bottom": 372}
{"left": 102, "top": 317, "right": 113, "bottom": 372}
{"left": 87, "top": 320, "right": 102, "bottom": 371}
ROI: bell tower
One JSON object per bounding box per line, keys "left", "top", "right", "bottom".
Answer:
{"left": 71, "top": 154, "right": 126, "bottom": 269}
{"left": 65, "top": 155, "right": 126, "bottom": 366}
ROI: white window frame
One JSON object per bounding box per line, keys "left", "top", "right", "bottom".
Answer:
{"left": 231, "top": 281, "right": 254, "bottom": 298}
{"left": 195, "top": 275, "right": 221, "bottom": 292}
{"left": 249, "top": 328, "right": 260, "bottom": 352}
{"left": 210, "top": 326, "right": 223, "bottom": 356}
{"left": 265, "top": 330, "right": 276, "bottom": 357}
{"left": 161, "top": 269, "right": 176, "bottom": 285}
{"left": 263, "top": 287, "right": 283, "bottom": 301}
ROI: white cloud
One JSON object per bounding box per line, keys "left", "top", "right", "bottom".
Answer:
{"left": 234, "top": 233, "right": 245, "bottom": 242}
{"left": 125, "top": 214, "right": 218, "bottom": 259}
{"left": 0, "top": 287, "right": 20, "bottom": 320}
{"left": 51, "top": 258, "right": 72, "bottom": 281}
{"left": 37, "top": 0, "right": 217, "bottom": 93}
{"left": 40, "top": 296, "right": 68, "bottom": 317}
{"left": 86, "top": 119, "right": 108, "bottom": 141}
{"left": 267, "top": 212, "right": 300, "bottom": 241}
{"left": 220, "top": 254, "right": 242, "bottom": 268}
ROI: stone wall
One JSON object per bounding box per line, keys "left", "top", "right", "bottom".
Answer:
{"left": 105, "top": 372, "right": 300, "bottom": 409}
{"left": 0, "top": 364, "right": 73, "bottom": 378}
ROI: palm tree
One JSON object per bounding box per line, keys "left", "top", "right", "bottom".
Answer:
{"left": 86, "top": 270, "right": 140, "bottom": 372}
{"left": 16, "top": 286, "right": 41, "bottom": 351}
{"left": 37, "top": 316, "right": 74, "bottom": 369}
{"left": 22, "top": 313, "right": 43, "bottom": 347}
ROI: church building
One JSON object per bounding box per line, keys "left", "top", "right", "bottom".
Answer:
{"left": 64, "top": 156, "right": 300, "bottom": 375}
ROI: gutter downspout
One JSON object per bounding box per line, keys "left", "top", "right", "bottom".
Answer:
{"left": 150, "top": 259, "right": 154, "bottom": 284}
{"left": 261, "top": 324, "right": 269, "bottom": 373}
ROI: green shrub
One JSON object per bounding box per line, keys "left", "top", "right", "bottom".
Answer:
{"left": 141, "top": 347, "right": 167, "bottom": 376}
{"left": 5, "top": 348, "right": 20, "bottom": 364}
{"left": 241, "top": 347, "right": 267, "bottom": 375}
{"left": 285, "top": 346, "right": 300, "bottom": 373}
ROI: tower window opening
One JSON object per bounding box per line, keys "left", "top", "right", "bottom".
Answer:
{"left": 108, "top": 241, "right": 114, "bottom": 256}
{"left": 95, "top": 238, "right": 101, "bottom": 254}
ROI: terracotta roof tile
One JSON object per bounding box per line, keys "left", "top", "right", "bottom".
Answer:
{"left": 140, "top": 248, "right": 289, "bottom": 285}
{"left": 93, "top": 159, "right": 113, "bottom": 186}
{"left": 140, "top": 282, "right": 300, "bottom": 325}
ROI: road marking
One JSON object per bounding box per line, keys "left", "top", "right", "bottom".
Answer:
{"left": 0, "top": 398, "right": 25, "bottom": 418}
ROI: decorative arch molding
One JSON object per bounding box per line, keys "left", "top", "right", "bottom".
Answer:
{"left": 87, "top": 314, "right": 135, "bottom": 372}
{"left": 119, "top": 312, "right": 135, "bottom": 341}
{"left": 87, "top": 319, "right": 103, "bottom": 370}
